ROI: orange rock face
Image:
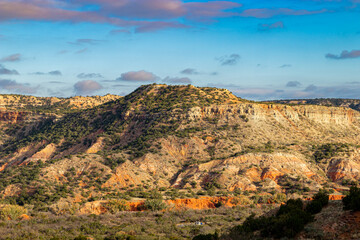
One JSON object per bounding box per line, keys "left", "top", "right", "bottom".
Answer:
{"left": 129, "top": 202, "right": 145, "bottom": 211}
{"left": 329, "top": 194, "right": 345, "bottom": 201}
{"left": 0, "top": 111, "right": 27, "bottom": 124}
{"left": 327, "top": 159, "right": 360, "bottom": 182}
{"left": 79, "top": 201, "right": 108, "bottom": 215}
{"left": 0, "top": 163, "right": 8, "bottom": 172}
{"left": 261, "top": 169, "right": 284, "bottom": 181}
{"left": 19, "top": 214, "right": 31, "bottom": 221}
{"left": 305, "top": 195, "right": 345, "bottom": 201}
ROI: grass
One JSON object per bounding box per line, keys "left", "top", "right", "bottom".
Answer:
{"left": 0, "top": 205, "right": 269, "bottom": 240}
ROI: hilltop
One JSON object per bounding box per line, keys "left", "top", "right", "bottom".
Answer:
{"left": 269, "top": 98, "right": 360, "bottom": 112}
{"left": 0, "top": 93, "right": 122, "bottom": 113}
{"left": 0, "top": 84, "right": 359, "bottom": 215}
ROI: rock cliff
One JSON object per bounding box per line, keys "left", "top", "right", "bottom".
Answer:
{"left": 0, "top": 84, "right": 359, "bottom": 208}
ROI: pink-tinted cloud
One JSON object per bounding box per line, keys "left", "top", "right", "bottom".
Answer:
{"left": 0, "top": 0, "right": 136, "bottom": 26}
{"left": 0, "top": 0, "right": 190, "bottom": 33}
{"left": 326, "top": 50, "right": 360, "bottom": 59}
{"left": 0, "top": 79, "right": 37, "bottom": 94}
{"left": 0, "top": 0, "right": 330, "bottom": 33}
{"left": 75, "top": 0, "right": 241, "bottom": 20}
{"left": 117, "top": 70, "right": 159, "bottom": 82}
{"left": 74, "top": 80, "right": 103, "bottom": 95}
{"left": 1, "top": 53, "right": 22, "bottom": 62}
{"left": 99, "top": 0, "right": 185, "bottom": 19}
{"left": 185, "top": 1, "right": 242, "bottom": 19}
{"left": 240, "top": 8, "right": 327, "bottom": 18}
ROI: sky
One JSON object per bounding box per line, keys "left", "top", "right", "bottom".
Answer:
{"left": 0, "top": 0, "right": 359, "bottom": 100}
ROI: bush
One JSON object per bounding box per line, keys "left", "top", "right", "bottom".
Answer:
{"left": 73, "top": 235, "right": 88, "bottom": 240}
{"left": 263, "top": 209, "right": 313, "bottom": 238}
{"left": 144, "top": 199, "right": 167, "bottom": 211}
{"left": 193, "top": 232, "right": 219, "bottom": 240}
{"left": 313, "top": 189, "right": 329, "bottom": 207}
{"left": 313, "top": 143, "right": 348, "bottom": 163}
{"left": 105, "top": 199, "right": 130, "bottom": 213}
{"left": 276, "top": 198, "right": 303, "bottom": 216}
{"left": 305, "top": 200, "right": 323, "bottom": 215}
{"left": 0, "top": 204, "right": 28, "bottom": 220}
{"left": 343, "top": 186, "right": 360, "bottom": 211}
{"left": 273, "top": 193, "right": 287, "bottom": 203}
{"left": 306, "top": 189, "right": 329, "bottom": 214}
{"left": 229, "top": 198, "right": 313, "bottom": 239}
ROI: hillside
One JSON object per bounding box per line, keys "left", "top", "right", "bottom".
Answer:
{"left": 0, "top": 94, "right": 122, "bottom": 145}
{"left": 0, "top": 84, "right": 359, "bottom": 213}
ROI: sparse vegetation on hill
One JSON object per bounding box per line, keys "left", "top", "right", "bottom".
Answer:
{"left": 0, "top": 84, "right": 360, "bottom": 239}
{"left": 269, "top": 98, "right": 360, "bottom": 112}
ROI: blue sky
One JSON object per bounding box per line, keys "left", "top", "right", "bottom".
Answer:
{"left": 0, "top": 0, "right": 359, "bottom": 100}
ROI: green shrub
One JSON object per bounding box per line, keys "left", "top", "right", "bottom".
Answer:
{"left": 305, "top": 200, "right": 323, "bottom": 214}
{"left": 313, "top": 189, "right": 329, "bottom": 207}
{"left": 313, "top": 143, "right": 348, "bottom": 163}
{"left": 343, "top": 186, "right": 360, "bottom": 211}
{"left": 73, "top": 235, "right": 88, "bottom": 240}
{"left": 276, "top": 198, "right": 303, "bottom": 216}
{"left": 144, "top": 199, "right": 167, "bottom": 211}
{"left": 229, "top": 198, "right": 313, "bottom": 239}
{"left": 0, "top": 204, "right": 28, "bottom": 220}
{"left": 105, "top": 199, "right": 130, "bottom": 213}
{"left": 193, "top": 232, "right": 219, "bottom": 240}
{"left": 305, "top": 189, "right": 329, "bottom": 214}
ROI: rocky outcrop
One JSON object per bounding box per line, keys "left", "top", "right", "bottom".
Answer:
{"left": 79, "top": 201, "right": 107, "bottom": 215}
{"left": 86, "top": 137, "right": 104, "bottom": 154}
{"left": 327, "top": 158, "right": 360, "bottom": 181}
{"left": 172, "top": 153, "right": 323, "bottom": 191}
{"left": 0, "top": 110, "right": 27, "bottom": 123}
{"left": 28, "top": 143, "right": 57, "bottom": 161}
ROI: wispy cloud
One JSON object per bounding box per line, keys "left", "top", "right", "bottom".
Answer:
{"left": 0, "top": 79, "right": 37, "bottom": 94}
{"left": 163, "top": 76, "right": 192, "bottom": 84}
{"left": 0, "top": 0, "right": 334, "bottom": 34}
{"left": 135, "top": 21, "right": 189, "bottom": 33}
{"left": 280, "top": 64, "right": 292, "bottom": 68}
{"left": 1, "top": 53, "right": 22, "bottom": 62}
{"left": 110, "top": 29, "right": 131, "bottom": 35}
{"left": 68, "top": 38, "right": 103, "bottom": 45}
{"left": 286, "top": 81, "right": 301, "bottom": 87}
{"left": 0, "top": 64, "right": 19, "bottom": 75}
{"left": 240, "top": 8, "right": 327, "bottom": 18}
{"left": 75, "top": 48, "right": 88, "bottom": 54}
{"left": 180, "top": 68, "right": 199, "bottom": 75}
{"left": 258, "top": 21, "right": 284, "bottom": 31}
{"left": 325, "top": 50, "right": 360, "bottom": 59}
{"left": 0, "top": 0, "right": 242, "bottom": 33}
{"left": 217, "top": 54, "right": 241, "bottom": 66}
{"left": 77, "top": 73, "right": 104, "bottom": 79}
{"left": 31, "top": 70, "right": 62, "bottom": 76}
